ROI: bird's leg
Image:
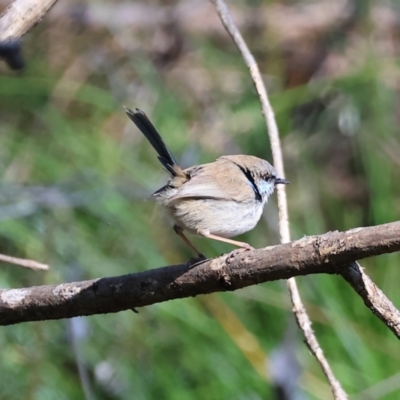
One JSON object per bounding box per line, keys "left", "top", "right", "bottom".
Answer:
{"left": 173, "top": 225, "right": 205, "bottom": 259}
{"left": 197, "top": 230, "right": 255, "bottom": 250}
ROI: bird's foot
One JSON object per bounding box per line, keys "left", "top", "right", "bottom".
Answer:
{"left": 226, "top": 244, "right": 254, "bottom": 259}
{"left": 186, "top": 253, "right": 208, "bottom": 269}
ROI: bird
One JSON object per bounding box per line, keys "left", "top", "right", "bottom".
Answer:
{"left": 124, "top": 107, "right": 288, "bottom": 258}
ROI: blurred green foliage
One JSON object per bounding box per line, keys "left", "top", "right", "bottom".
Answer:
{"left": 0, "top": 0, "right": 400, "bottom": 399}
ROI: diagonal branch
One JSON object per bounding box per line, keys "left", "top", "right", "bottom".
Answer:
{"left": 0, "top": 253, "right": 48, "bottom": 270}
{"left": 341, "top": 262, "right": 400, "bottom": 339}
{"left": 1, "top": 221, "right": 399, "bottom": 326}
{"left": 209, "top": 0, "right": 347, "bottom": 397}
{"left": 0, "top": 0, "right": 59, "bottom": 69}
{"left": 0, "top": 0, "right": 58, "bottom": 41}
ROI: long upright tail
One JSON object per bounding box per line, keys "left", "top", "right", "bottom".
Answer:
{"left": 124, "top": 107, "right": 179, "bottom": 176}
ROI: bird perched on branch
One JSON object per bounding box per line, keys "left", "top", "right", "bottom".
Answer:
{"left": 125, "top": 107, "right": 288, "bottom": 258}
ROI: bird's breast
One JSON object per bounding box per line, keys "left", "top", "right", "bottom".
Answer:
{"left": 166, "top": 198, "right": 264, "bottom": 238}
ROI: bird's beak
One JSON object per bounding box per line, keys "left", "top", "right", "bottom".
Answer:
{"left": 275, "top": 177, "right": 289, "bottom": 185}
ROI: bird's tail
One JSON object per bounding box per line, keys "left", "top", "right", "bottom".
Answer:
{"left": 124, "top": 107, "right": 180, "bottom": 176}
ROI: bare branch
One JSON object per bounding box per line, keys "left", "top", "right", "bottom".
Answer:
{"left": 0, "top": 0, "right": 59, "bottom": 69}
{"left": 341, "top": 262, "right": 400, "bottom": 339}
{"left": 0, "top": 221, "right": 399, "bottom": 326}
{"left": 0, "top": 0, "right": 58, "bottom": 41}
{"left": 209, "top": 0, "right": 347, "bottom": 397}
{"left": 0, "top": 253, "right": 48, "bottom": 271}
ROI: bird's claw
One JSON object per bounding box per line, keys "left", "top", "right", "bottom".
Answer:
{"left": 186, "top": 253, "right": 208, "bottom": 269}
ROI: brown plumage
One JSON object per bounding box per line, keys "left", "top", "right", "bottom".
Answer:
{"left": 125, "top": 107, "right": 288, "bottom": 257}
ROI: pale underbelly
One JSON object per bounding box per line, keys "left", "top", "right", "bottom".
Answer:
{"left": 165, "top": 198, "right": 264, "bottom": 238}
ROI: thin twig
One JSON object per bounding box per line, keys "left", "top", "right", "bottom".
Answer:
{"left": 0, "top": 253, "right": 48, "bottom": 270}
{"left": 210, "top": 0, "right": 347, "bottom": 398}
{"left": 1, "top": 220, "right": 399, "bottom": 326}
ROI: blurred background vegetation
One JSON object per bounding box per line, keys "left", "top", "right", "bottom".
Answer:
{"left": 1, "top": 0, "right": 400, "bottom": 398}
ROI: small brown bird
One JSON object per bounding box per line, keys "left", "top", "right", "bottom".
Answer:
{"left": 125, "top": 107, "right": 288, "bottom": 257}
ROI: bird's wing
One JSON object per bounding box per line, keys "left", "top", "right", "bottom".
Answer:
{"left": 167, "top": 161, "right": 255, "bottom": 204}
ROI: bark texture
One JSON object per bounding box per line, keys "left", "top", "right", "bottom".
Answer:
{"left": 0, "top": 221, "right": 399, "bottom": 326}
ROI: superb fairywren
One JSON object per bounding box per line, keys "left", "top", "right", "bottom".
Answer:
{"left": 125, "top": 107, "right": 288, "bottom": 257}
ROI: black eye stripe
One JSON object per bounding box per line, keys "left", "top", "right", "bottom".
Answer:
{"left": 234, "top": 163, "right": 262, "bottom": 202}
{"left": 263, "top": 175, "right": 275, "bottom": 181}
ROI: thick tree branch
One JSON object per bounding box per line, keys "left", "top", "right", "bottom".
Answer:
{"left": 1, "top": 221, "right": 399, "bottom": 326}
